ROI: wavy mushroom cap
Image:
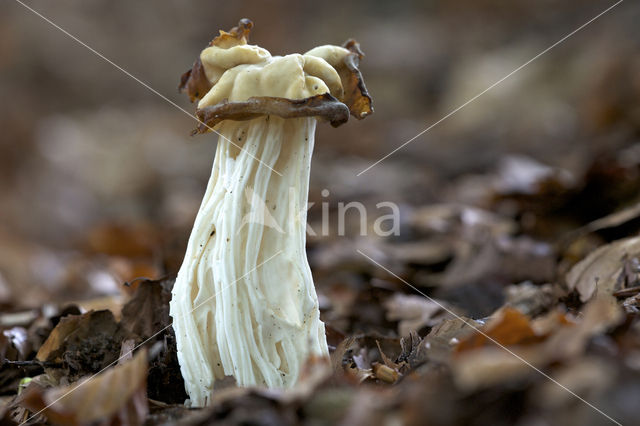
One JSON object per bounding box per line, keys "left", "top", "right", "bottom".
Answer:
{"left": 180, "top": 19, "right": 372, "bottom": 132}
{"left": 198, "top": 52, "right": 343, "bottom": 107}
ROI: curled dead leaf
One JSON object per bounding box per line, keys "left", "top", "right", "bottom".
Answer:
{"left": 334, "top": 39, "right": 373, "bottom": 118}
{"left": 375, "top": 340, "right": 399, "bottom": 370}
{"left": 20, "top": 349, "right": 148, "bottom": 426}
{"left": 566, "top": 236, "right": 640, "bottom": 301}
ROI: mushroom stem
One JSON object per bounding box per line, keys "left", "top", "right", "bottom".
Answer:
{"left": 170, "top": 116, "right": 327, "bottom": 406}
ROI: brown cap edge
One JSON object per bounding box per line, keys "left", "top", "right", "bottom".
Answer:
{"left": 178, "top": 18, "right": 254, "bottom": 102}
{"left": 193, "top": 93, "right": 350, "bottom": 134}
{"left": 341, "top": 39, "right": 373, "bottom": 119}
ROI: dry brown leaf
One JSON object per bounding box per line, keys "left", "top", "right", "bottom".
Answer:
{"left": 21, "top": 349, "right": 148, "bottom": 426}
{"left": 566, "top": 236, "right": 640, "bottom": 301}
{"left": 36, "top": 310, "right": 126, "bottom": 380}
{"left": 375, "top": 340, "right": 400, "bottom": 371}
{"left": 35, "top": 315, "right": 85, "bottom": 363}
{"left": 542, "top": 296, "right": 623, "bottom": 360}
{"left": 456, "top": 308, "right": 542, "bottom": 353}
{"left": 452, "top": 297, "right": 623, "bottom": 391}
{"left": 120, "top": 277, "right": 173, "bottom": 339}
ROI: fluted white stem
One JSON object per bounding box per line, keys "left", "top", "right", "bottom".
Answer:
{"left": 170, "top": 116, "right": 328, "bottom": 406}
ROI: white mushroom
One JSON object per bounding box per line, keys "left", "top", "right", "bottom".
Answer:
{"left": 170, "top": 19, "right": 372, "bottom": 406}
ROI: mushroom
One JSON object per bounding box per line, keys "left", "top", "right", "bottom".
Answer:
{"left": 170, "top": 18, "right": 372, "bottom": 406}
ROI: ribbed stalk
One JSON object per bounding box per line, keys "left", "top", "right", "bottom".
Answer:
{"left": 170, "top": 116, "right": 328, "bottom": 406}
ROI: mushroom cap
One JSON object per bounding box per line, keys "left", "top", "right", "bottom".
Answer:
{"left": 179, "top": 19, "right": 373, "bottom": 132}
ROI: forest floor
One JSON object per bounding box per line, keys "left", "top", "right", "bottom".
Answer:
{"left": 2, "top": 147, "right": 640, "bottom": 425}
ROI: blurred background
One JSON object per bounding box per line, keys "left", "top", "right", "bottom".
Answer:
{"left": 1, "top": 0, "right": 639, "bottom": 309}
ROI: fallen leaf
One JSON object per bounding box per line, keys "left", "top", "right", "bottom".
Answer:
{"left": 542, "top": 296, "right": 623, "bottom": 360}
{"left": 566, "top": 236, "right": 640, "bottom": 301}
{"left": 456, "top": 308, "right": 542, "bottom": 353}
{"left": 36, "top": 310, "right": 126, "bottom": 380}
{"left": 452, "top": 297, "right": 623, "bottom": 391}
{"left": 120, "top": 277, "right": 187, "bottom": 404}
{"left": 120, "top": 277, "right": 173, "bottom": 339}
{"left": 20, "top": 349, "right": 148, "bottom": 426}
{"left": 376, "top": 340, "right": 400, "bottom": 370}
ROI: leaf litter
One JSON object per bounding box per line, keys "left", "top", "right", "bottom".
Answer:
{"left": 3, "top": 33, "right": 640, "bottom": 426}
{"left": 1, "top": 150, "right": 640, "bottom": 425}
